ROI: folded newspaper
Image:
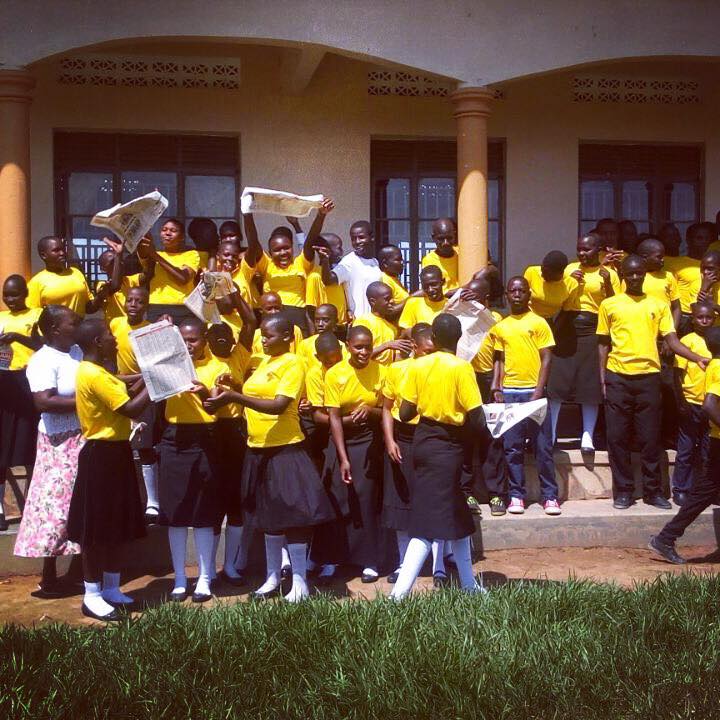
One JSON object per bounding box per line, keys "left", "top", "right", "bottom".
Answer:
{"left": 444, "top": 290, "right": 498, "bottom": 361}
{"left": 183, "top": 271, "right": 235, "bottom": 325}
{"left": 482, "top": 399, "right": 548, "bottom": 439}
{"left": 129, "top": 319, "right": 197, "bottom": 402}
{"left": 90, "top": 190, "right": 169, "bottom": 253}
{"left": 240, "top": 187, "right": 324, "bottom": 217}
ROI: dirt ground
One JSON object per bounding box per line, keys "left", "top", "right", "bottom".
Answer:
{"left": 1, "top": 545, "right": 719, "bottom": 628}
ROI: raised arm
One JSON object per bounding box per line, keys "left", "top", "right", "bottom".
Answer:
{"left": 230, "top": 286, "right": 257, "bottom": 351}
{"left": 303, "top": 198, "right": 335, "bottom": 262}
{"left": 137, "top": 236, "right": 194, "bottom": 287}
{"left": 242, "top": 212, "right": 262, "bottom": 267}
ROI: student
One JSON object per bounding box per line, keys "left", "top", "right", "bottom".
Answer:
{"left": 697, "top": 250, "right": 720, "bottom": 316}
{"left": 219, "top": 220, "right": 244, "bottom": 246}
{"left": 634, "top": 238, "right": 681, "bottom": 323}
{"left": 547, "top": 233, "right": 620, "bottom": 451}
{"left": 421, "top": 218, "right": 459, "bottom": 293}
{"left": 323, "top": 325, "right": 386, "bottom": 582}
{"left": 522, "top": 251, "right": 576, "bottom": 320}
{"left": 321, "top": 221, "right": 382, "bottom": 318}
{"left": 398, "top": 266, "right": 446, "bottom": 333}
{"left": 204, "top": 315, "right": 335, "bottom": 601}
{"left": 353, "top": 282, "right": 412, "bottom": 366}
{"left": 492, "top": 277, "right": 560, "bottom": 515}
{"left": 597, "top": 255, "right": 709, "bottom": 510}
{"left": 378, "top": 245, "right": 410, "bottom": 310}
{"left": 0, "top": 275, "right": 41, "bottom": 532}
{"left": 187, "top": 217, "right": 220, "bottom": 270}
{"left": 27, "top": 236, "right": 104, "bottom": 318}
{"left": 95, "top": 240, "right": 144, "bottom": 323}
{"left": 297, "top": 303, "right": 341, "bottom": 370}
{"left": 649, "top": 325, "right": 720, "bottom": 564}
{"left": 66, "top": 319, "right": 150, "bottom": 621}
{"left": 305, "top": 234, "right": 349, "bottom": 329}
{"left": 618, "top": 220, "right": 639, "bottom": 255}
{"left": 672, "top": 302, "right": 713, "bottom": 506}
{"left": 659, "top": 222, "right": 682, "bottom": 264}
{"left": 249, "top": 293, "right": 304, "bottom": 370}
{"left": 214, "top": 239, "right": 255, "bottom": 312}
{"left": 390, "top": 313, "right": 485, "bottom": 599}
{"left": 595, "top": 218, "right": 621, "bottom": 256}
{"left": 137, "top": 219, "right": 201, "bottom": 323}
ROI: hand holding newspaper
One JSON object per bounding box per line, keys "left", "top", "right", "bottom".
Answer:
{"left": 482, "top": 399, "right": 548, "bottom": 439}
{"left": 90, "top": 190, "right": 169, "bottom": 253}
{"left": 240, "top": 187, "right": 324, "bottom": 217}
{"left": 444, "top": 289, "right": 498, "bottom": 361}
{"left": 183, "top": 271, "right": 235, "bottom": 325}
{"left": 129, "top": 319, "right": 197, "bottom": 402}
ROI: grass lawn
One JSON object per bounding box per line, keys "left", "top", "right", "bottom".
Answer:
{"left": 1, "top": 574, "right": 719, "bottom": 719}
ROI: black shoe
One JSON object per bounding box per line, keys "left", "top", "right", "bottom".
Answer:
{"left": 0, "top": 513, "right": 8, "bottom": 532}
{"left": 81, "top": 603, "right": 123, "bottom": 622}
{"left": 218, "top": 569, "right": 244, "bottom": 587}
{"left": 281, "top": 565, "right": 292, "bottom": 581}
{"left": 169, "top": 589, "right": 188, "bottom": 603}
{"left": 648, "top": 536, "right": 687, "bottom": 565}
{"left": 644, "top": 495, "right": 672, "bottom": 510}
{"left": 386, "top": 570, "right": 399, "bottom": 584}
{"left": 144, "top": 509, "right": 160, "bottom": 525}
{"left": 361, "top": 571, "right": 379, "bottom": 583}
{"left": 31, "top": 583, "right": 66, "bottom": 600}
{"left": 191, "top": 592, "right": 212, "bottom": 604}
{"left": 613, "top": 493, "right": 633, "bottom": 510}
{"left": 433, "top": 571, "right": 449, "bottom": 588}
{"left": 673, "top": 492, "right": 688, "bottom": 507}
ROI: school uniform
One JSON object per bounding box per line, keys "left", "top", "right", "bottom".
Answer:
{"left": 97, "top": 274, "right": 142, "bottom": 323}
{"left": 66, "top": 361, "right": 145, "bottom": 546}
{"left": 305, "top": 269, "right": 349, "bottom": 326}
{"left": 297, "top": 334, "right": 349, "bottom": 371}
{"left": 27, "top": 267, "right": 93, "bottom": 318}
{"left": 398, "top": 296, "right": 446, "bottom": 331}
{"left": 380, "top": 272, "right": 409, "bottom": 304}
{"left": 302, "top": 362, "right": 332, "bottom": 467}
{"left": 249, "top": 325, "right": 304, "bottom": 371}
{"left": 523, "top": 265, "right": 577, "bottom": 320}
{"left": 664, "top": 255, "right": 701, "bottom": 336}
{"left": 352, "top": 312, "right": 398, "bottom": 366}
{"left": 421, "top": 249, "right": 459, "bottom": 292}
{"left": 146, "top": 249, "right": 201, "bottom": 323}
{"left": 597, "top": 292, "right": 675, "bottom": 498}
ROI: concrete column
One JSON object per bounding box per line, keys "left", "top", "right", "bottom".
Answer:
{"left": 451, "top": 86, "right": 493, "bottom": 283}
{"left": 0, "top": 69, "right": 35, "bottom": 283}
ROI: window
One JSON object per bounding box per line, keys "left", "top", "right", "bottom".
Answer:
{"left": 54, "top": 132, "right": 240, "bottom": 286}
{"left": 372, "top": 139, "right": 504, "bottom": 290}
{"left": 579, "top": 143, "right": 703, "bottom": 241}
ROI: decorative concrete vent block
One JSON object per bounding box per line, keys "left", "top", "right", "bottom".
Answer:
{"left": 572, "top": 76, "right": 700, "bottom": 104}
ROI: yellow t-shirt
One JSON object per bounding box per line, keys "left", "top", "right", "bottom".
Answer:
{"left": 27, "top": 267, "right": 93, "bottom": 317}
{"left": 524, "top": 265, "right": 577, "bottom": 319}
{"left": 250, "top": 325, "right": 304, "bottom": 371}
{"left": 421, "top": 249, "right": 459, "bottom": 291}
{"left": 297, "top": 333, "right": 348, "bottom": 371}
{"left": 596, "top": 293, "right": 674, "bottom": 375}
{"left": 210, "top": 345, "right": 250, "bottom": 420}
{"left": 380, "top": 273, "right": 410, "bottom": 304}
{"left": 398, "top": 296, "right": 446, "bottom": 330}
{"left": 493, "top": 311, "right": 555, "bottom": 388}
{"left": 165, "top": 353, "right": 226, "bottom": 424}
{"left": 243, "top": 352, "right": 306, "bottom": 448}
{"left": 620, "top": 270, "right": 679, "bottom": 307}
{"left": 352, "top": 313, "right": 398, "bottom": 366}
{"left": 704, "top": 359, "right": 720, "bottom": 439}
{"left": 305, "top": 363, "right": 328, "bottom": 407}
{"left": 401, "top": 351, "right": 481, "bottom": 426}
{"left": 562, "top": 263, "right": 621, "bottom": 314}
{"left": 0, "top": 307, "right": 41, "bottom": 370}
{"left": 665, "top": 256, "right": 701, "bottom": 314}
{"left": 250, "top": 253, "right": 315, "bottom": 308}
{"left": 305, "top": 270, "right": 348, "bottom": 324}
{"left": 149, "top": 250, "right": 201, "bottom": 305}
{"left": 75, "top": 361, "right": 131, "bottom": 441}
{"left": 675, "top": 332, "right": 710, "bottom": 405}
{"left": 109, "top": 316, "right": 149, "bottom": 375}
{"left": 324, "top": 358, "right": 384, "bottom": 414}
{"left": 471, "top": 310, "right": 503, "bottom": 374}
{"left": 99, "top": 274, "right": 142, "bottom": 323}
{"left": 382, "top": 357, "right": 419, "bottom": 424}
{"left": 230, "top": 266, "right": 259, "bottom": 309}
{"left": 217, "top": 311, "right": 245, "bottom": 343}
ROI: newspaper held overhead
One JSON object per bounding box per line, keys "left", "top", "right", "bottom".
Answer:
{"left": 240, "top": 187, "right": 324, "bottom": 218}
{"left": 183, "top": 271, "right": 235, "bottom": 325}
{"left": 129, "top": 319, "right": 197, "bottom": 402}
{"left": 482, "top": 399, "right": 548, "bottom": 439}
{"left": 444, "top": 289, "right": 498, "bottom": 361}
{"left": 90, "top": 190, "right": 169, "bottom": 253}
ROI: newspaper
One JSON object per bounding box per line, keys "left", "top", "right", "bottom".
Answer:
{"left": 482, "top": 399, "right": 548, "bottom": 439}
{"left": 128, "top": 319, "right": 197, "bottom": 401}
{"left": 444, "top": 290, "right": 498, "bottom": 361}
{"left": 0, "top": 325, "right": 10, "bottom": 370}
{"left": 240, "top": 187, "right": 324, "bottom": 217}
{"left": 183, "top": 271, "right": 234, "bottom": 325}
{"left": 90, "top": 190, "right": 169, "bottom": 253}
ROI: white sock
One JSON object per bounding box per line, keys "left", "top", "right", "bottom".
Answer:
{"left": 223, "top": 525, "right": 243, "bottom": 578}
{"left": 281, "top": 542, "right": 291, "bottom": 570}
{"left": 101, "top": 571, "right": 133, "bottom": 604}
{"left": 210, "top": 532, "right": 220, "bottom": 580}
{"left": 395, "top": 531, "right": 409, "bottom": 570}
{"left": 581, "top": 404, "right": 599, "bottom": 449}
{"left": 0, "top": 482, "right": 6, "bottom": 515}
{"left": 193, "top": 527, "right": 215, "bottom": 597}
{"left": 549, "top": 401, "right": 562, "bottom": 443}
{"left": 285, "top": 543, "right": 309, "bottom": 602}
{"left": 84, "top": 581, "right": 116, "bottom": 617}
{"left": 432, "top": 540, "right": 446, "bottom": 575}
{"left": 452, "top": 536, "right": 480, "bottom": 591}
{"left": 141, "top": 464, "right": 159, "bottom": 512}
{"left": 362, "top": 567, "right": 379, "bottom": 578}
{"left": 168, "top": 526, "right": 188, "bottom": 593}
{"left": 256, "top": 534, "right": 283, "bottom": 594}
{"left": 390, "top": 537, "right": 431, "bottom": 600}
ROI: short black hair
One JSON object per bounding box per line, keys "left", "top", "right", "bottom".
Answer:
{"left": 315, "top": 331, "right": 341, "bottom": 355}
{"left": 701, "top": 250, "right": 720, "bottom": 265}
{"left": 366, "top": 281, "right": 392, "bottom": 300}
{"left": 187, "top": 218, "right": 219, "bottom": 251}
{"left": 541, "top": 251, "right": 568, "bottom": 274}
{"left": 75, "top": 318, "right": 107, "bottom": 353}
{"left": 178, "top": 316, "right": 207, "bottom": 334}
{"left": 37, "top": 304, "right": 74, "bottom": 336}
{"left": 621, "top": 254, "right": 646, "bottom": 273}
{"left": 315, "top": 303, "right": 338, "bottom": 318}
{"left": 636, "top": 238, "right": 664, "bottom": 255}
{"left": 350, "top": 220, "right": 373, "bottom": 236}
{"left": 37, "top": 235, "right": 61, "bottom": 255}
{"left": 410, "top": 322, "right": 432, "bottom": 343}
{"left": 704, "top": 326, "right": 720, "bottom": 355}
{"left": 347, "top": 324, "right": 373, "bottom": 343}
{"left": 262, "top": 314, "right": 293, "bottom": 336}
{"left": 431, "top": 313, "right": 461, "bottom": 347}
{"left": 3, "top": 274, "right": 27, "bottom": 290}
{"left": 208, "top": 321, "right": 233, "bottom": 338}
{"left": 420, "top": 265, "right": 443, "bottom": 281}
{"left": 378, "top": 245, "right": 401, "bottom": 262}
{"left": 270, "top": 226, "right": 293, "bottom": 241}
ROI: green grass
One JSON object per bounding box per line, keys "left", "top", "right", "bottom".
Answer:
{"left": 2, "top": 575, "right": 720, "bottom": 719}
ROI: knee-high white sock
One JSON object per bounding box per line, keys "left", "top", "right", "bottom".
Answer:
{"left": 141, "top": 464, "right": 159, "bottom": 512}
{"left": 84, "top": 581, "right": 116, "bottom": 617}
{"left": 101, "top": 571, "right": 133, "bottom": 604}
{"left": 549, "top": 401, "right": 562, "bottom": 443}
{"left": 395, "top": 530, "right": 409, "bottom": 570}
{"left": 285, "top": 543, "right": 309, "bottom": 602}
{"left": 390, "top": 537, "right": 431, "bottom": 600}
{"left": 193, "top": 527, "right": 215, "bottom": 597}
{"left": 256, "top": 534, "right": 284, "bottom": 594}
{"left": 0, "top": 482, "right": 6, "bottom": 515}
{"left": 210, "top": 532, "right": 220, "bottom": 580}
{"left": 168, "top": 527, "right": 188, "bottom": 593}
{"left": 452, "top": 536, "right": 482, "bottom": 592}
{"left": 432, "top": 540, "right": 446, "bottom": 575}
{"left": 223, "top": 525, "right": 243, "bottom": 578}
{"left": 581, "top": 404, "right": 599, "bottom": 449}
{"left": 281, "top": 541, "right": 291, "bottom": 570}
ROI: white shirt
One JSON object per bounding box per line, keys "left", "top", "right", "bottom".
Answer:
{"left": 333, "top": 252, "right": 381, "bottom": 316}
{"left": 26, "top": 344, "right": 82, "bottom": 436}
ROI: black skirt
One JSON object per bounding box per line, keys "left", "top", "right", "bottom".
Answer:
{"left": 381, "top": 421, "right": 415, "bottom": 530}
{"left": 409, "top": 418, "right": 475, "bottom": 541}
{"left": 215, "top": 417, "right": 246, "bottom": 519}
{"left": 0, "top": 369, "right": 38, "bottom": 468}
{"left": 158, "top": 423, "right": 222, "bottom": 528}
{"left": 546, "top": 311, "right": 602, "bottom": 404}
{"left": 67, "top": 439, "right": 146, "bottom": 546}
{"left": 241, "top": 441, "right": 335, "bottom": 534}
{"left": 147, "top": 304, "right": 196, "bottom": 325}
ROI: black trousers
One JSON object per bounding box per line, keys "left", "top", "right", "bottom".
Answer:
{"left": 657, "top": 437, "right": 720, "bottom": 544}
{"left": 605, "top": 371, "right": 662, "bottom": 497}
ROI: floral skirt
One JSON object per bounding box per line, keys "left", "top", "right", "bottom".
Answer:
{"left": 14, "top": 430, "right": 84, "bottom": 558}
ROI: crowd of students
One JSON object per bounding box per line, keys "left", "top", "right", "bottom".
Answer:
{"left": 2, "top": 205, "right": 720, "bottom": 621}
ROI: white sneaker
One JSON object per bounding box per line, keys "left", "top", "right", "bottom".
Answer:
{"left": 508, "top": 497, "right": 525, "bottom": 514}
{"left": 543, "top": 499, "right": 562, "bottom": 516}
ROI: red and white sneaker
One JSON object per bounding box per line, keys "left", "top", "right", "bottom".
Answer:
{"left": 543, "top": 499, "right": 562, "bottom": 516}
{"left": 507, "top": 497, "right": 525, "bottom": 514}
